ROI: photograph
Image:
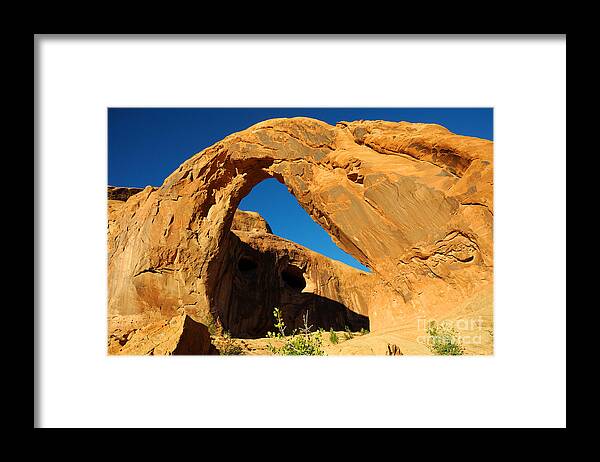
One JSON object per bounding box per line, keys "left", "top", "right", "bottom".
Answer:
{"left": 35, "top": 35, "right": 566, "bottom": 429}
{"left": 107, "top": 108, "right": 494, "bottom": 356}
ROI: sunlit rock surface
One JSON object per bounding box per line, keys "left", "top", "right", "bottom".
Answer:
{"left": 107, "top": 118, "right": 493, "bottom": 355}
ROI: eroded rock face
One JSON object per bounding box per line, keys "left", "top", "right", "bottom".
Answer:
{"left": 222, "top": 227, "right": 371, "bottom": 338}
{"left": 107, "top": 117, "right": 493, "bottom": 350}
{"left": 109, "top": 197, "right": 372, "bottom": 342}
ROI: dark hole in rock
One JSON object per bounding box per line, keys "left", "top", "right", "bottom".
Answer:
{"left": 461, "top": 256, "right": 474, "bottom": 263}
{"left": 281, "top": 265, "right": 306, "bottom": 291}
{"left": 238, "top": 256, "right": 258, "bottom": 272}
{"left": 347, "top": 172, "right": 364, "bottom": 184}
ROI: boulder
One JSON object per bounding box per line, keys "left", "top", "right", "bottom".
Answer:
{"left": 109, "top": 312, "right": 216, "bottom": 355}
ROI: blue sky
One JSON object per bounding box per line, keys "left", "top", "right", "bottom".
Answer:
{"left": 108, "top": 108, "right": 493, "bottom": 271}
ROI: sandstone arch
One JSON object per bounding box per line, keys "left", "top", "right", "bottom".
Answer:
{"left": 107, "top": 117, "right": 493, "bottom": 344}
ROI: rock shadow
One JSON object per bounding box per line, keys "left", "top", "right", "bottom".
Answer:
{"left": 211, "top": 234, "right": 370, "bottom": 339}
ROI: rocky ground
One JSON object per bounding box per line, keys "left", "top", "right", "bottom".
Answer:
{"left": 210, "top": 329, "right": 371, "bottom": 356}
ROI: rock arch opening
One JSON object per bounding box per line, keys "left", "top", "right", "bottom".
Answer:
{"left": 211, "top": 177, "right": 371, "bottom": 338}
{"left": 238, "top": 178, "right": 370, "bottom": 272}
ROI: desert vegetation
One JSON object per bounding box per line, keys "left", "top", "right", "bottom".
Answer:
{"left": 267, "top": 308, "right": 325, "bottom": 356}
{"left": 426, "top": 321, "right": 465, "bottom": 355}
{"left": 219, "top": 331, "right": 243, "bottom": 355}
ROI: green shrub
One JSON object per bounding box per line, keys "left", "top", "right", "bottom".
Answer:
{"left": 206, "top": 316, "right": 222, "bottom": 337}
{"left": 219, "top": 331, "right": 243, "bottom": 355}
{"left": 329, "top": 328, "right": 339, "bottom": 345}
{"left": 267, "top": 308, "right": 325, "bottom": 356}
{"left": 426, "top": 321, "right": 465, "bottom": 355}
{"left": 207, "top": 319, "right": 217, "bottom": 336}
{"left": 343, "top": 325, "right": 354, "bottom": 340}
{"left": 359, "top": 327, "right": 370, "bottom": 335}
